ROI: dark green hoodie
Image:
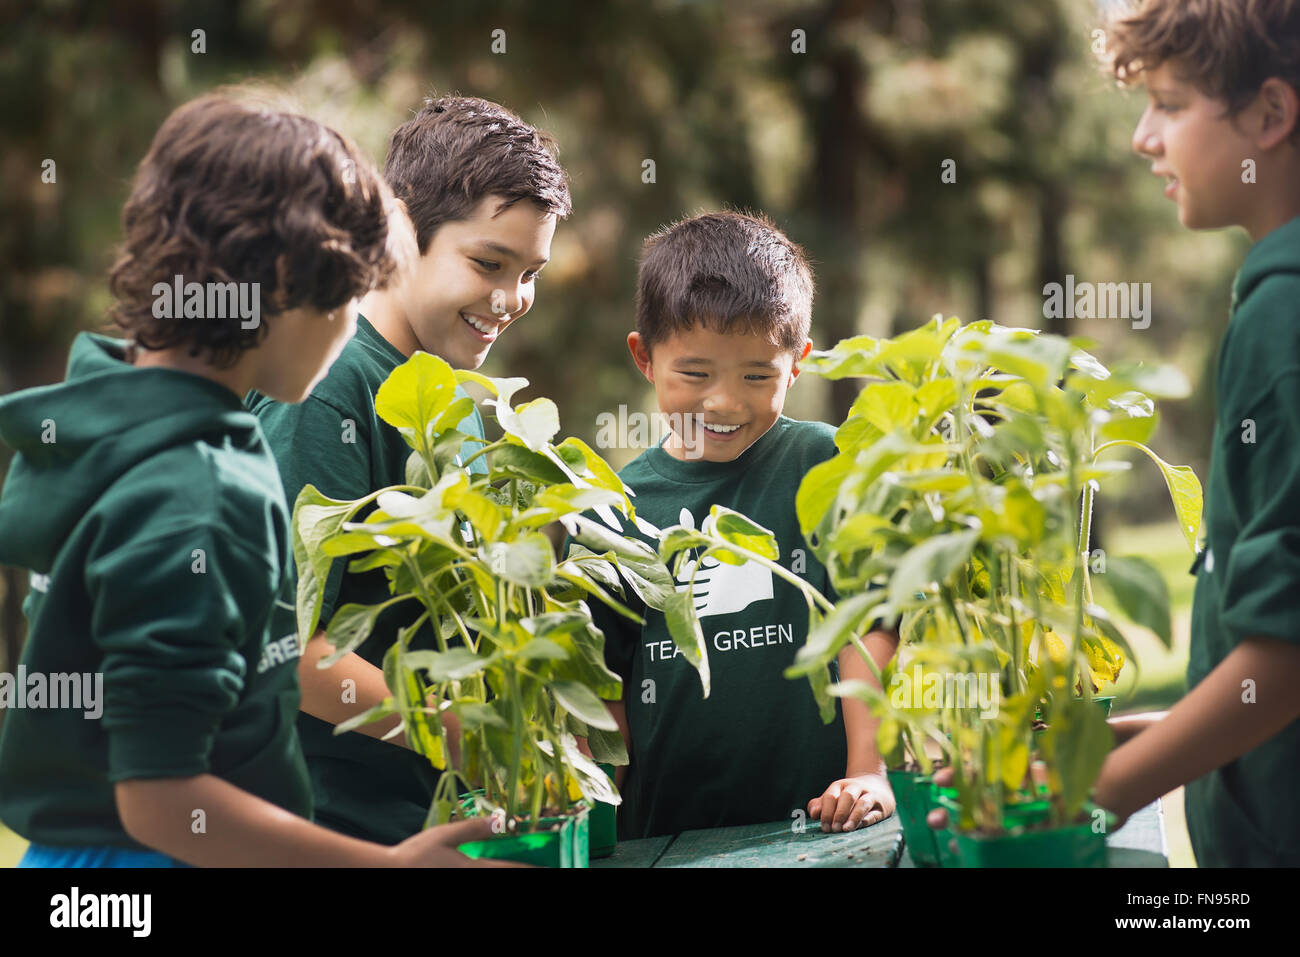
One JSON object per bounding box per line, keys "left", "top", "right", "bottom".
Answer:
{"left": 0, "top": 334, "right": 312, "bottom": 848}
{"left": 1186, "top": 215, "right": 1300, "bottom": 866}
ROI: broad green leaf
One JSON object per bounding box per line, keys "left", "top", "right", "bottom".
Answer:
{"left": 585, "top": 725, "right": 629, "bottom": 765}
{"left": 331, "top": 696, "right": 398, "bottom": 736}
{"left": 555, "top": 437, "right": 629, "bottom": 500}
{"left": 455, "top": 701, "right": 510, "bottom": 731}
{"left": 515, "top": 637, "right": 570, "bottom": 662}
{"left": 849, "top": 381, "right": 918, "bottom": 433}
{"left": 499, "top": 397, "right": 560, "bottom": 452}
{"left": 709, "top": 505, "right": 779, "bottom": 561}
{"left": 323, "top": 598, "right": 407, "bottom": 666}
{"left": 566, "top": 513, "right": 661, "bottom": 562}
{"left": 446, "top": 481, "right": 504, "bottom": 540}
{"left": 787, "top": 591, "right": 883, "bottom": 678}
{"left": 553, "top": 568, "right": 643, "bottom": 623}
{"left": 490, "top": 444, "right": 569, "bottom": 485}
{"left": 454, "top": 370, "right": 528, "bottom": 405}
{"left": 978, "top": 329, "right": 1072, "bottom": 391}
{"left": 663, "top": 590, "right": 710, "bottom": 697}
{"left": 375, "top": 352, "right": 459, "bottom": 452}
{"left": 292, "top": 484, "right": 376, "bottom": 640}
{"left": 608, "top": 551, "right": 676, "bottom": 610}
{"left": 1094, "top": 440, "right": 1203, "bottom": 552}
{"left": 1095, "top": 555, "right": 1172, "bottom": 649}
{"left": 825, "top": 512, "right": 892, "bottom": 555}
{"left": 536, "top": 484, "right": 625, "bottom": 515}
{"left": 551, "top": 681, "right": 619, "bottom": 731}
{"left": 887, "top": 529, "right": 981, "bottom": 609}
{"left": 796, "top": 453, "right": 853, "bottom": 535}
{"left": 1043, "top": 698, "right": 1113, "bottom": 821}
{"left": 481, "top": 533, "right": 554, "bottom": 587}
{"left": 658, "top": 525, "right": 712, "bottom": 561}
{"left": 403, "top": 647, "right": 494, "bottom": 681}
{"left": 1096, "top": 405, "right": 1158, "bottom": 445}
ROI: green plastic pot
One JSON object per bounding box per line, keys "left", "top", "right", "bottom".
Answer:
{"left": 887, "top": 769, "right": 941, "bottom": 867}
{"left": 458, "top": 814, "right": 579, "bottom": 867}
{"left": 588, "top": 763, "right": 618, "bottom": 859}
{"left": 952, "top": 804, "right": 1113, "bottom": 868}
{"left": 455, "top": 792, "right": 591, "bottom": 867}
{"left": 1034, "top": 695, "right": 1116, "bottom": 729}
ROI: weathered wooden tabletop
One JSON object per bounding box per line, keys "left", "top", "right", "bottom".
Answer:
{"left": 594, "top": 799, "right": 1167, "bottom": 868}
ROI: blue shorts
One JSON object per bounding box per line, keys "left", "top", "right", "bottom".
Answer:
{"left": 19, "top": 843, "right": 190, "bottom": 868}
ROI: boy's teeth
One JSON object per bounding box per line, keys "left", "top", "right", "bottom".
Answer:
{"left": 462, "top": 313, "right": 496, "bottom": 334}
{"left": 703, "top": 423, "right": 741, "bottom": 433}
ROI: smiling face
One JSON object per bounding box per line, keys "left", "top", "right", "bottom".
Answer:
{"left": 628, "top": 324, "right": 812, "bottom": 463}
{"left": 1131, "top": 61, "right": 1260, "bottom": 232}
{"left": 394, "top": 195, "right": 556, "bottom": 369}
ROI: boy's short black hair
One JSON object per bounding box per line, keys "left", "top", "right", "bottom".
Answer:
{"left": 635, "top": 211, "right": 814, "bottom": 355}
{"left": 384, "top": 95, "right": 572, "bottom": 253}
{"left": 1107, "top": 0, "right": 1300, "bottom": 121}
{"left": 110, "top": 93, "right": 402, "bottom": 368}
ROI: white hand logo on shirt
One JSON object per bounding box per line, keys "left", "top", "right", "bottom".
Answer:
{"left": 674, "top": 507, "right": 773, "bottom": 618}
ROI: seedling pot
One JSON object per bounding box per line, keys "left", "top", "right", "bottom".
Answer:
{"left": 457, "top": 792, "right": 591, "bottom": 867}
{"left": 952, "top": 804, "right": 1114, "bottom": 868}
{"left": 887, "top": 768, "right": 941, "bottom": 867}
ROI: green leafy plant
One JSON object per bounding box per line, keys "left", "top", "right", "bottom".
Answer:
{"left": 291, "top": 352, "right": 693, "bottom": 833}
{"left": 782, "top": 316, "right": 1202, "bottom": 836}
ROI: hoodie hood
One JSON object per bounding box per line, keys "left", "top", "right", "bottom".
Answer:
{"left": 0, "top": 333, "right": 259, "bottom": 572}
{"left": 1234, "top": 215, "right": 1300, "bottom": 311}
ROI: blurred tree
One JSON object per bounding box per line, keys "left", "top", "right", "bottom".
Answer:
{"left": 0, "top": 0, "right": 1246, "bottom": 660}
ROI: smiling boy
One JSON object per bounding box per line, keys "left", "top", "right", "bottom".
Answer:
{"left": 0, "top": 94, "right": 498, "bottom": 865}
{"left": 581, "top": 212, "right": 898, "bottom": 840}
{"left": 247, "top": 95, "right": 571, "bottom": 845}
{"left": 1087, "top": 0, "right": 1300, "bottom": 865}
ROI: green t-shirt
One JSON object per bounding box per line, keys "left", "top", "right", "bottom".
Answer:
{"left": 584, "top": 416, "right": 847, "bottom": 839}
{"left": 1186, "top": 216, "right": 1300, "bottom": 866}
{"left": 0, "top": 334, "right": 312, "bottom": 848}
{"left": 247, "top": 315, "right": 487, "bottom": 845}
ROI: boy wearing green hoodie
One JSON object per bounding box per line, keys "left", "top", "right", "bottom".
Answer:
{"left": 0, "top": 94, "right": 497, "bottom": 866}
{"left": 1085, "top": 0, "right": 1300, "bottom": 866}
{"left": 247, "top": 96, "right": 571, "bottom": 845}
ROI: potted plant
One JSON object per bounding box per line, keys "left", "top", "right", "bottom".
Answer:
{"left": 781, "top": 316, "right": 1201, "bottom": 866}
{"left": 290, "top": 353, "right": 694, "bottom": 866}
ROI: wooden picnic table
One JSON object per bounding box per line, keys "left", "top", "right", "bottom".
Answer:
{"left": 593, "top": 799, "right": 1168, "bottom": 868}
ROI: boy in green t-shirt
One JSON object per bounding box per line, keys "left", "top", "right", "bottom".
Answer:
{"left": 248, "top": 96, "right": 572, "bottom": 844}
{"left": 581, "top": 212, "right": 899, "bottom": 840}
{"left": 0, "top": 93, "right": 497, "bottom": 866}
{"left": 1085, "top": 1, "right": 1300, "bottom": 866}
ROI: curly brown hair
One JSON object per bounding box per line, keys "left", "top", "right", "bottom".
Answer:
{"left": 110, "top": 93, "right": 402, "bottom": 367}
{"left": 1106, "top": 0, "right": 1300, "bottom": 118}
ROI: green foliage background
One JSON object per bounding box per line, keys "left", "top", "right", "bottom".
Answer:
{"left": 0, "top": 0, "right": 1242, "bottom": 682}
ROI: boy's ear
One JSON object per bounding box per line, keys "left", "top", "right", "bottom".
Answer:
{"left": 788, "top": 339, "right": 813, "bottom": 384}
{"left": 1256, "top": 77, "right": 1300, "bottom": 150}
{"left": 627, "top": 332, "right": 654, "bottom": 382}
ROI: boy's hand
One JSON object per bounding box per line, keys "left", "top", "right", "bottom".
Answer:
{"left": 808, "top": 773, "right": 895, "bottom": 833}
{"left": 389, "top": 816, "right": 522, "bottom": 867}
